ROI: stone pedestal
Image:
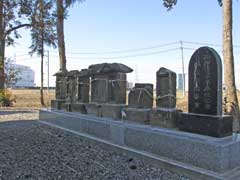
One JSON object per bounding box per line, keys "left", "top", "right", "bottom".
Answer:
{"left": 51, "top": 100, "right": 66, "bottom": 110}
{"left": 62, "top": 103, "right": 71, "bottom": 112}
{"left": 85, "top": 103, "right": 101, "bottom": 117}
{"left": 71, "top": 103, "right": 87, "bottom": 114}
{"left": 101, "top": 104, "right": 127, "bottom": 120}
{"left": 149, "top": 108, "right": 180, "bottom": 129}
{"left": 179, "top": 113, "right": 233, "bottom": 137}
{"left": 123, "top": 108, "right": 151, "bottom": 124}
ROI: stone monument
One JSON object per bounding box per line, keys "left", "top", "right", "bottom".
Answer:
{"left": 123, "top": 83, "right": 153, "bottom": 124}
{"left": 63, "top": 70, "right": 79, "bottom": 112}
{"left": 51, "top": 70, "right": 68, "bottom": 110}
{"left": 150, "top": 67, "right": 179, "bottom": 128}
{"left": 86, "top": 63, "right": 133, "bottom": 118}
{"left": 71, "top": 69, "right": 90, "bottom": 114}
{"left": 179, "top": 47, "right": 232, "bottom": 137}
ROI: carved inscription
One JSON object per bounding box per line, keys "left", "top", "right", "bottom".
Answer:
{"left": 189, "top": 47, "right": 222, "bottom": 115}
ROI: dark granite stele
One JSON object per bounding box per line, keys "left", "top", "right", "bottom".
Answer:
{"left": 179, "top": 112, "right": 233, "bottom": 137}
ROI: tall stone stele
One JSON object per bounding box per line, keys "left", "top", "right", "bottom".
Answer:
{"left": 156, "top": 67, "right": 176, "bottom": 108}
{"left": 51, "top": 70, "right": 68, "bottom": 110}
{"left": 179, "top": 47, "right": 233, "bottom": 137}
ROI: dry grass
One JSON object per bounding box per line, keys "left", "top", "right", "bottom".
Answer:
{"left": 7, "top": 89, "right": 55, "bottom": 109}
{"left": 5, "top": 89, "right": 240, "bottom": 113}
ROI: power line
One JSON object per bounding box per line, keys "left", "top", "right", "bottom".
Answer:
{"left": 62, "top": 47, "right": 180, "bottom": 60}
{"left": 183, "top": 41, "right": 240, "bottom": 48}
{"left": 62, "top": 41, "right": 180, "bottom": 55}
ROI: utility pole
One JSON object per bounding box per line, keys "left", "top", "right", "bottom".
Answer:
{"left": 47, "top": 50, "right": 49, "bottom": 94}
{"left": 180, "top": 40, "right": 185, "bottom": 97}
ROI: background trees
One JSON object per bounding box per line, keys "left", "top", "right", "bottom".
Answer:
{"left": 56, "top": 0, "right": 84, "bottom": 73}
{"left": 0, "top": 0, "right": 32, "bottom": 90}
{"left": 30, "top": 0, "right": 57, "bottom": 106}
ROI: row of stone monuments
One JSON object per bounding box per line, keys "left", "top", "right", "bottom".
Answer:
{"left": 52, "top": 46, "right": 233, "bottom": 137}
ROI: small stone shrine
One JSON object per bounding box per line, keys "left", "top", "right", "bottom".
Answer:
{"left": 51, "top": 70, "right": 68, "bottom": 110}
{"left": 179, "top": 47, "right": 233, "bottom": 137}
{"left": 86, "top": 63, "right": 133, "bottom": 118}
{"left": 123, "top": 83, "right": 153, "bottom": 124}
{"left": 150, "top": 68, "right": 179, "bottom": 128}
{"left": 71, "top": 69, "right": 90, "bottom": 114}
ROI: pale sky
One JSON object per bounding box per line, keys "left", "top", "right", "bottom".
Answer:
{"left": 5, "top": 0, "right": 240, "bottom": 88}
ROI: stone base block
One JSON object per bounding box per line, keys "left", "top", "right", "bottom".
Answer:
{"left": 71, "top": 103, "right": 87, "bottom": 114}
{"left": 85, "top": 103, "right": 101, "bottom": 117}
{"left": 51, "top": 100, "right": 66, "bottom": 110}
{"left": 62, "top": 103, "right": 71, "bottom": 112}
{"left": 149, "top": 108, "right": 180, "bottom": 129}
{"left": 179, "top": 113, "right": 233, "bottom": 137}
{"left": 101, "top": 104, "right": 126, "bottom": 120}
{"left": 39, "top": 109, "right": 240, "bottom": 179}
{"left": 123, "top": 108, "right": 150, "bottom": 124}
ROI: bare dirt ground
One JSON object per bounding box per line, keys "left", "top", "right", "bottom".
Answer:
{"left": 0, "top": 111, "right": 190, "bottom": 180}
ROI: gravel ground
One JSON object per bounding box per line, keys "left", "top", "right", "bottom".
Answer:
{"left": 0, "top": 110, "right": 190, "bottom": 180}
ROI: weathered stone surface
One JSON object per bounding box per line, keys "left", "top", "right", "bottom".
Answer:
{"left": 91, "top": 73, "right": 127, "bottom": 104}
{"left": 101, "top": 104, "right": 127, "bottom": 120}
{"left": 128, "top": 83, "right": 153, "bottom": 108}
{"left": 54, "top": 71, "right": 68, "bottom": 100}
{"left": 88, "top": 63, "right": 133, "bottom": 75}
{"left": 156, "top": 68, "right": 176, "bottom": 108}
{"left": 123, "top": 108, "right": 150, "bottom": 124}
{"left": 62, "top": 103, "right": 71, "bottom": 112}
{"left": 71, "top": 103, "right": 87, "bottom": 114}
{"left": 188, "top": 47, "right": 222, "bottom": 115}
{"left": 85, "top": 103, "right": 101, "bottom": 117}
{"left": 51, "top": 100, "right": 66, "bottom": 110}
{"left": 179, "top": 113, "right": 232, "bottom": 137}
{"left": 76, "top": 69, "right": 90, "bottom": 103}
{"left": 149, "top": 108, "right": 180, "bottom": 129}
{"left": 65, "top": 70, "right": 79, "bottom": 104}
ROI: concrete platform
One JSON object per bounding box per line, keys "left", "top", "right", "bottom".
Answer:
{"left": 39, "top": 109, "right": 240, "bottom": 180}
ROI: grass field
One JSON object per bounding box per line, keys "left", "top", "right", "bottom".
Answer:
{"left": 5, "top": 89, "right": 188, "bottom": 111}
{"left": 5, "top": 89, "right": 240, "bottom": 113}
{"left": 7, "top": 89, "right": 55, "bottom": 109}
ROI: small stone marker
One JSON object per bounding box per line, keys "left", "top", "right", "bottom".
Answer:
{"left": 128, "top": 83, "right": 153, "bottom": 108}
{"left": 188, "top": 46, "right": 222, "bottom": 115}
{"left": 156, "top": 67, "right": 176, "bottom": 108}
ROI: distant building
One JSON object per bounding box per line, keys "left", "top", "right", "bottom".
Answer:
{"left": 13, "top": 64, "right": 35, "bottom": 88}
{"left": 178, "top": 73, "right": 184, "bottom": 90}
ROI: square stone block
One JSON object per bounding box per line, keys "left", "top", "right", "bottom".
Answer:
{"left": 101, "top": 104, "right": 127, "bottom": 120}
{"left": 62, "top": 103, "right": 71, "bottom": 112}
{"left": 179, "top": 113, "right": 233, "bottom": 137}
{"left": 51, "top": 100, "right": 66, "bottom": 110}
{"left": 85, "top": 103, "right": 101, "bottom": 117}
{"left": 71, "top": 103, "right": 87, "bottom": 114}
{"left": 123, "top": 108, "right": 151, "bottom": 124}
{"left": 149, "top": 108, "right": 180, "bottom": 129}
